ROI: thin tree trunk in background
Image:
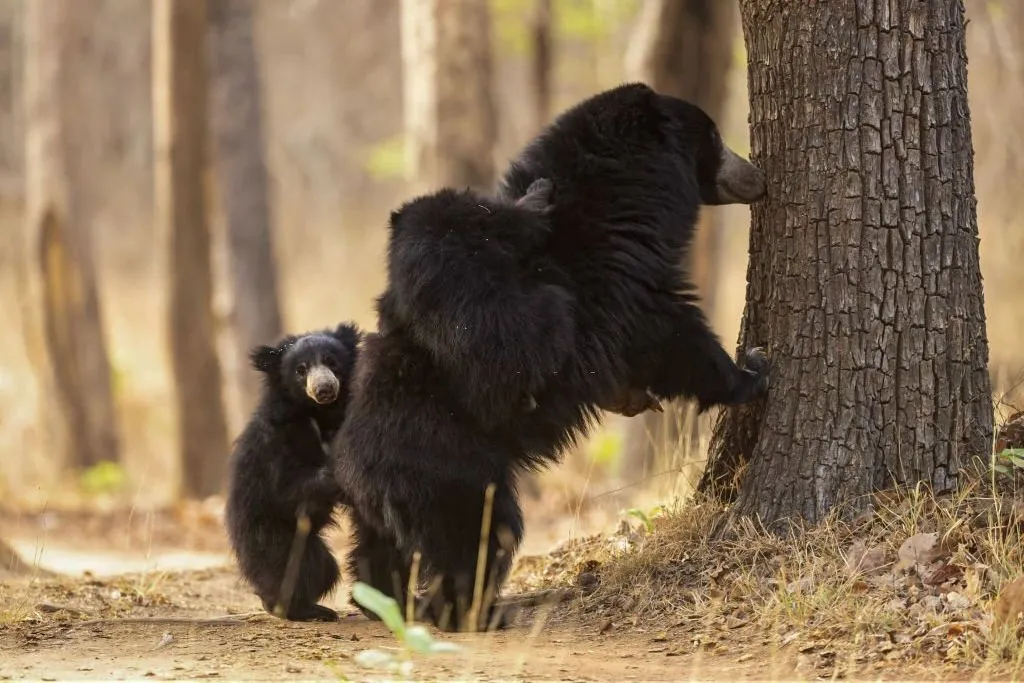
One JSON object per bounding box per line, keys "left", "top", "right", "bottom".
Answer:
{"left": 207, "top": 0, "right": 283, "bottom": 418}
{"left": 0, "top": 0, "right": 22, "bottom": 200}
{"left": 22, "top": 0, "right": 121, "bottom": 470}
{"left": 700, "top": 0, "right": 992, "bottom": 526}
{"left": 529, "top": 0, "right": 552, "bottom": 133}
{"left": 153, "top": 0, "right": 230, "bottom": 499}
{"left": 622, "top": 0, "right": 737, "bottom": 480}
{"left": 401, "top": 0, "right": 497, "bottom": 192}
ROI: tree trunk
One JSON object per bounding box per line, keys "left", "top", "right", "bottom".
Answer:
{"left": 529, "top": 0, "right": 552, "bottom": 133}
{"left": 700, "top": 0, "right": 992, "bottom": 527}
{"left": 153, "top": 0, "right": 230, "bottom": 499}
{"left": 22, "top": 0, "right": 121, "bottom": 470}
{"left": 401, "top": 0, "right": 497, "bottom": 192}
{"left": 207, "top": 0, "right": 283, "bottom": 418}
{"left": 622, "top": 0, "right": 737, "bottom": 479}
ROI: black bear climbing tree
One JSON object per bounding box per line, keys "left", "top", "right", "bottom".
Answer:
{"left": 701, "top": 0, "right": 993, "bottom": 526}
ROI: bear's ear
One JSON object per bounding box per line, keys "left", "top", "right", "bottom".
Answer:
{"left": 331, "top": 322, "right": 362, "bottom": 350}
{"left": 387, "top": 207, "right": 406, "bottom": 235}
{"left": 514, "top": 177, "right": 554, "bottom": 214}
{"left": 249, "top": 345, "right": 282, "bottom": 373}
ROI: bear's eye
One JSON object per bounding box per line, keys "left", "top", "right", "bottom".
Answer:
{"left": 295, "top": 363, "right": 308, "bottom": 377}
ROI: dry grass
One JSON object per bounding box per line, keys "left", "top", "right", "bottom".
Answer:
{"left": 510, "top": 469, "right": 1024, "bottom": 678}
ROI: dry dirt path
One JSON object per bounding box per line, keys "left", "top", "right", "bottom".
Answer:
{"left": 0, "top": 560, "right": 787, "bottom": 682}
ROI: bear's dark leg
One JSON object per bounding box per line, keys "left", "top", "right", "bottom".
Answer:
{"left": 263, "top": 535, "right": 340, "bottom": 622}
{"left": 417, "top": 485, "right": 523, "bottom": 632}
{"left": 645, "top": 301, "right": 769, "bottom": 411}
{"left": 347, "top": 514, "right": 412, "bottom": 620}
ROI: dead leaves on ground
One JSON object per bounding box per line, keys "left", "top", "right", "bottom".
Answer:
{"left": 513, "top": 486, "right": 1024, "bottom": 675}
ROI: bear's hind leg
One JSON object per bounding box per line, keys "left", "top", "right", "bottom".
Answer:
{"left": 270, "top": 535, "right": 340, "bottom": 622}
{"left": 418, "top": 485, "right": 523, "bottom": 632}
{"left": 347, "top": 515, "right": 412, "bottom": 621}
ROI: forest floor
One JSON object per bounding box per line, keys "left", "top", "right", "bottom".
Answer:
{"left": 1, "top": 480, "right": 1023, "bottom": 682}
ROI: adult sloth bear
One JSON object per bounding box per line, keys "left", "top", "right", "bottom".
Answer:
{"left": 334, "top": 83, "right": 769, "bottom": 632}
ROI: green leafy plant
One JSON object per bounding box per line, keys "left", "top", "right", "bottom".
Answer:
{"left": 364, "top": 135, "right": 406, "bottom": 181}
{"left": 993, "top": 448, "right": 1024, "bottom": 475}
{"left": 79, "top": 461, "right": 127, "bottom": 497}
{"left": 623, "top": 504, "right": 666, "bottom": 534}
{"left": 349, "top": 582, "right": 462, "bottom": 675}
{"left": 588, "top": 429, "right": 623, "bottom": 467}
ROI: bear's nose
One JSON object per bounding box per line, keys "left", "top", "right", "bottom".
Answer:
{"left": 305, "top": 366, "right": 340, "bottom": 405}
{"left": 315, "top": 385, "right": 337, "bottom": 402}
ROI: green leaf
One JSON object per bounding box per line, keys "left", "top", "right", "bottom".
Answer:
{"left": 426, "top": 640, "right": 463, "bottom": 654}
{"left": 589, "top": 430, "right": 623, "bottom": 466}
{"left": 1008, "top": 455, "right": 1024, "bottom": 469}
{"left": 993, "top": 464, "right": 1010, "bottom": 474}
{"left": 353, "top": 648, "right": 399, "bottom": 670}
{"left": 402, "top": 625, "right": 434, "bottom": 654}
{"left": 351, "top": 582, "right": 406, "bottom": 637}
{"left": 624, "top": 507, "right": 653, "bottom": 533}
{"left": 79, "top": 461, "right": 127, "bottom": 497}
{"left": 364, "top": 135, "right": 406, "bottom": 181}
{"left": 403, "top": 625, "right": 463, "bottom": 654}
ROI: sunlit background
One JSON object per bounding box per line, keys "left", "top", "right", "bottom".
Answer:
{"left": 0, "top": 0, "right": 1020, "bottom": 569}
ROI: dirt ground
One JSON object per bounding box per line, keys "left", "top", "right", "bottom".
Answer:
{"left": 0, "top": 501, "right": 1010, "bottom": 682}
{"left": 0, "top": 501, "right": 766, "bottom": 682}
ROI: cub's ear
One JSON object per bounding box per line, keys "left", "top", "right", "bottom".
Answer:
{"left": 514, "top": 177, "right": 554, "bottom": 214}
{"left": 249, "top": 345, "right": 282, "bottom": 373}
{"left": 331, "top": 322, "right": 362, "bottom": 350}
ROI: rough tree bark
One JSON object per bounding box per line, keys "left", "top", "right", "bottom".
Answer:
{"left": 622, "top": 0, "right": 737, "bottom": 478}
{"left": 529, "top": 0, "right": 552, "bottom": 133}
{"left": 153, "top": 0, "right": 230, "bottom": 499}
{"left": 22, "top": 0, "right": 121, "bottom": 470}
{"left": 401, "top": 0, "right": 497, "bottom": 192}
{"left": 700, "top": 0, "right": 992, "bottom": 527}
{"left": 207, "top": 0, "right": 283, "bottom": 417}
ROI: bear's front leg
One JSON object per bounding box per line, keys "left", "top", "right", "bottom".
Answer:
{"left": 642, "top": 301, "right": 770, "bottom": 411}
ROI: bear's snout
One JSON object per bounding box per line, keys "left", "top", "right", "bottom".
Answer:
{"left": 305, "top": 365, "right": 340, "bottom": 405}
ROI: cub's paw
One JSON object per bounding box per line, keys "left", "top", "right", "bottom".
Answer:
{"left": 287, "top": 603, "right": 339, "bottom": 622}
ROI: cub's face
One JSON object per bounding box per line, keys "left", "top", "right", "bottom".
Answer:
{"left": 250, "top": 325, "right": 360, "bottom": 408}
{"left": 281, "top": 336, "right": 346, "bottom": 405}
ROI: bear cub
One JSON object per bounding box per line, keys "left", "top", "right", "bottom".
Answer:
{"left": 225, "top": 322, "right": 361, "bottom": 622}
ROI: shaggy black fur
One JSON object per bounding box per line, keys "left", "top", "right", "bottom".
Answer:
{"left": 333, "top": 83, "right": 768, "bottom": 632}
{"left": 226, "top": 323, "right": 361, "bottom": 622}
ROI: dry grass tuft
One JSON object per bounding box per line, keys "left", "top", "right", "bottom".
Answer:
{"left": 513, "top": 475, "right": 1024, "bottom": 678}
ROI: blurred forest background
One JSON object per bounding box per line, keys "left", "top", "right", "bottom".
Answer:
{"left": 0, "top": 0, "right": 1020, "bottom": 516}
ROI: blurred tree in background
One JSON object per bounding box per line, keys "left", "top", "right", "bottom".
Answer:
{"left": 0, "top": 0, "right": 1018, "bottom": 513}
{"left": 21, "top": 0, "right": 121, "bottom": 472}
{"left": 621, "top": 0, "right": 737, "bottom": 480}
{"left": 208, "top": 0, "right": 283, "bottom": 418}
{"left": 528, "top": 0, "right": 553, "bottom": 133}
{"left": 402, "top": 0, "right": 497, "bottom": 192}
{"left": 153, "top": 0, "right": 229, "bottom": 499}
